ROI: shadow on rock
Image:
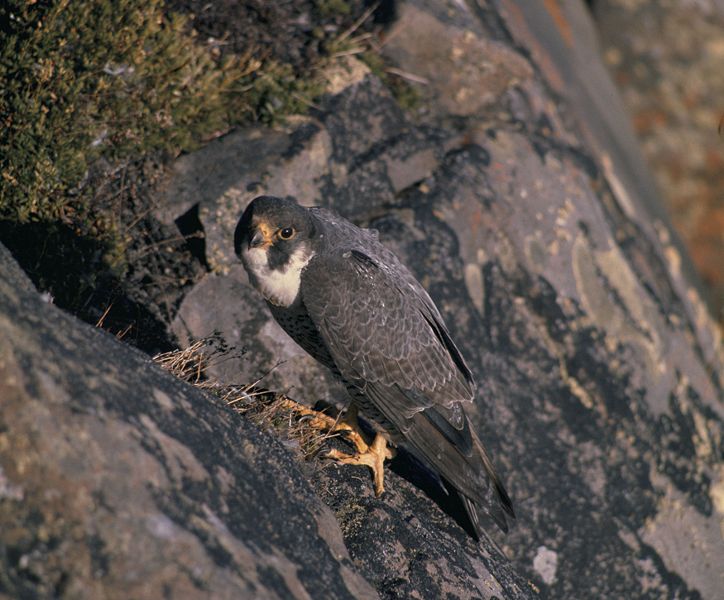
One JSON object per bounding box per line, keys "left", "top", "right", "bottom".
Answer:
{"left": 0, "top": 220, "right": 174, "bottom": 354}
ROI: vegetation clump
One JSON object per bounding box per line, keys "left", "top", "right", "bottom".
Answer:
{"left": 0, "top": 0, "right": 260, "bottom": 226}
{"left": 154, "top": 337, "right": 343, "bottom": 458}
{"left": 0, "top": 0, "right": 333, "bottom": 332}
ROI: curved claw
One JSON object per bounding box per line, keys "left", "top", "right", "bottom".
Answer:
{"left": 326, "top": 432, "right": 394, "bottom": 496}
{"left": 276, "top": 398, "right": 395, "bottom": 495}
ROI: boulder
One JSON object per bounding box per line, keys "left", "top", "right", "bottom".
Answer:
{"left": 0, "top": 242, "right": 381, "bottom": 599}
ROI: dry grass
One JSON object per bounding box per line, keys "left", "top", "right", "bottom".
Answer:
{"left": 153, "top": 336, "right": 345, "bottom": 457}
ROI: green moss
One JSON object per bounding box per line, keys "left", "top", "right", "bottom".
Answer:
{"left": 0, "top": 0, "right": 337, "bottom": 294}
{"left": 0, "top": 0, "right": 258, "bottom": 227}
{"left": 0, "top": 0, "right": 367, "bottom": 328}
{"left": 315, "top": 0, "right": 351, "bottom": 18}
{"left": 246, "top": 62, "right": 325, "bottom": 125}
{"left": 359, "top": 50, "right": 421, "bottom": 111}
{"left": 0, "top": 0, "right": 334, "bottom": 322}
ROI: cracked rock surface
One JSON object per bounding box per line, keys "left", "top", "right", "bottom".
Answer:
{"left": 2, "top": 1, "right": 722, "bottom": 599}
{"left": 0, "top": 244, "right": 378, "bottom": 600}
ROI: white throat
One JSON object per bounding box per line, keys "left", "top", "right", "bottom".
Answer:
{"left": 242, "top": 244, "right": 314, "bottom": 307}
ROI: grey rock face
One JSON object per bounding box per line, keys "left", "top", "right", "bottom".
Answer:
{"left": 159, "top": 1, "right": 724, "bottom": 599}
{"left": 0, "top": 243, "right": 378, "bottom": 600}
{"left": 4, "top": 1, "right": 722, "bottom": 599}
{"left": 593, "top": 0, "right": 724, "bottom": 326}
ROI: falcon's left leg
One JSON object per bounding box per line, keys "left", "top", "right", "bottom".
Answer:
{"left": 277, "top": 399, "right": 395, "bottom": 495}
{"left": 326, "top": 430, "right": 395, "bottom": 496}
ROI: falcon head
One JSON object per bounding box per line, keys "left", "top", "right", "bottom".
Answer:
{"left": 234, "top": 196, "right": 317, "bottom": 307}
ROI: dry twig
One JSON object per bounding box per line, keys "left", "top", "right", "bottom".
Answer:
{"left": 153, "top": 336, "right": 343, "bottom": 457}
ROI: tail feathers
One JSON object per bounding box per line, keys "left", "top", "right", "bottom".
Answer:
{"left": 466, "top": 436, "right": 515, "bottom": 537}
{"left": 366, "top": 383, "right": 515, "bottom": 538}
{"left": 471, "top": 428, "right": 516, "bottom": 528}
{"left": 404, "top": 407, "right": 515, "bottom": 537}
{"left": 461, "top": 495, "right": 510, "bottom": 557}
{"left": 461, "top": 482, "right": 513, "bottom": 539}
{"left": 462, "top": 495, "right": 482, "bottom": 537}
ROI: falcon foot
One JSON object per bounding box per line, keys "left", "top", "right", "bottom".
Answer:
{"left": 278, "top": 399, "right": 395, "bottom": 495}
{"left": 327, "top": 431, "right": 395, "bottom": 496}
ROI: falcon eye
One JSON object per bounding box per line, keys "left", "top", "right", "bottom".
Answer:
{"left": 278, "top": 227, "right": 296, "bottom": 240}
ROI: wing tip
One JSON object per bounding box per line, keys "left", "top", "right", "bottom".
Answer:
{"left": 493, "top": 476, "right": 516, "bottom": 520}
{"left": 462, "top": 494, "right": 513, "bottom": 540}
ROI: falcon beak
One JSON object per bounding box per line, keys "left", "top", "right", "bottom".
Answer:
{"left": 249, "top": 229, "right": 266, "bottom": 248}
{"left": 248, "top": 223, "right": 273, "bottom": 249}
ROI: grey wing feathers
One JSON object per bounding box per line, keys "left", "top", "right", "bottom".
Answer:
{"left": 301, "top": 249, "right": 473, "bottom": 413}
{"left": 301, "top": 248, "right": 514, "bottom": 533}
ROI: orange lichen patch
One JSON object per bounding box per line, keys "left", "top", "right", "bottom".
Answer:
{"left": 498, "top": 0, "right": 565, "bottom": 92}
{"left": 705, "top": 148, "right": 724, "bottom": 171}
{"left": 632, "top": 109, "right": 669, "bottom": 134}
{"left": 543, "top": 0, "right": 572, "bottom": 48}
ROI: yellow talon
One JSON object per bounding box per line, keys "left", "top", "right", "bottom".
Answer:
{"left": 326, "top": 432, "right": 395, "bottom": 496}
{"left": 277, "top": 398, "right": 395, "bottom": 495}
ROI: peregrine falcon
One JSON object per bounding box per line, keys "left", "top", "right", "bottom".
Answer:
{"left": 234, "top": 196, "right": 514, "bottom": 536}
